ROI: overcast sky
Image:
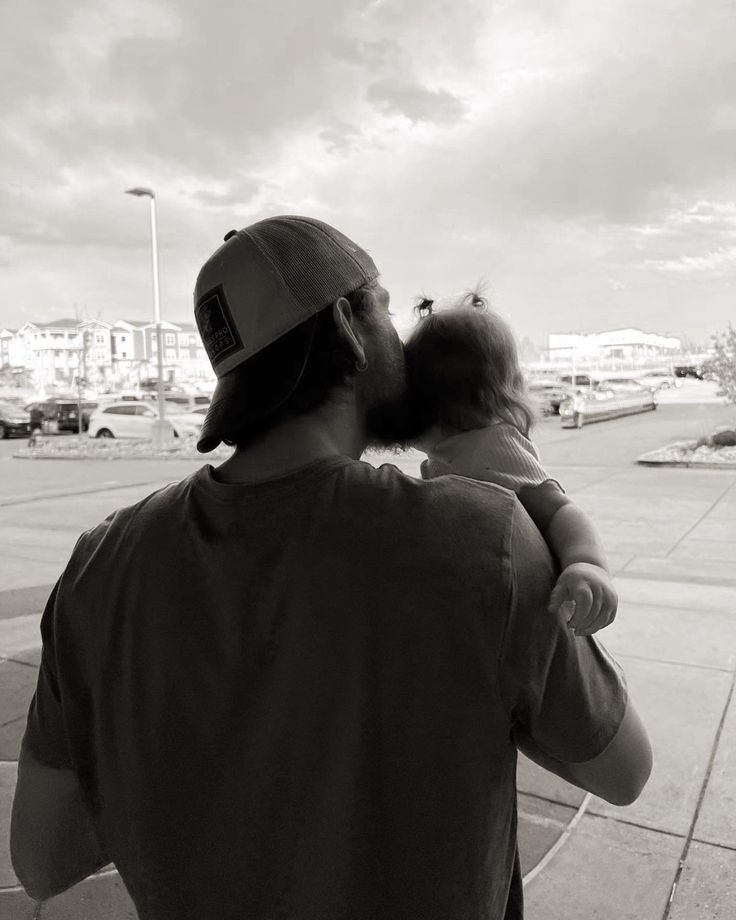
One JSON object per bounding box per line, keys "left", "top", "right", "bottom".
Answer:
{"left": 2, "top": 0, "right": 735, "bottom": 346}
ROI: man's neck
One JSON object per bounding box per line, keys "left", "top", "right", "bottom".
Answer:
{"left": 213, "top": 402, "right": 366, "bottom": 484}
{"left": 412, "top": 424, "right": 462, "bottom": 455}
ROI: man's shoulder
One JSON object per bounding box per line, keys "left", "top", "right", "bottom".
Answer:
{"left": 365, "top": 458, "right": 519, "bottom": 532}
{"left": 72, "top": 473, "right": 196, "bottom": 560}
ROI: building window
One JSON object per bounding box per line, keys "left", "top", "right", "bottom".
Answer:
{"left": 166, "top": 349, "right": 176, "bottom": 362}
{"left": 96, "top": 334, "right": 105, "bottom": 344}
{"left": 189, "top": 335, "right": 197, "bottom": 345}
{"left": 165, "top": 333, "right": 175, "bottom": 346}
{"left": 121, "top": 352, "right": 128, "bottom": 359}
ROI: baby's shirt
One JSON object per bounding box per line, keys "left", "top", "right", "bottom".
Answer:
{"left": 421, "top": 423, "right": 570, "bottom": 537}
{"left": 420, "top": 422, "right": 553, "bottom": 491}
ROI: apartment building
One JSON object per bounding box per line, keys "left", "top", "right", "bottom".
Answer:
{"left": 0, "top": 316, "right": 213, "bottom": 390}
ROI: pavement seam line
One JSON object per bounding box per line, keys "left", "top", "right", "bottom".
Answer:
{"left": 0, "top": 865, "right": 121, "bottom": 895}
{"left": 518, "top": 790, "right": 690, "bottom": 844}
{"left": 690, "top": 836, "right": 736, "bottom": 853}
{"left": 661, "top": 669, "right": 736, "bottom": 920}
{"left": 611, "top": 594, "right": 736, "bottom": 615}
{"left": 611, "top": 651, "right": 734, "bottom": 674}
{"left": 664, "top": 477, "right": 736, "bottom": 558}
{"left": 522, "top": 793, "right": 592, "bottom": 888}
{"left": 614, "top": 570, "right": 736, "bottom": 588}
{"left": 0, "top": 479, "right": 173, "bottom": 508}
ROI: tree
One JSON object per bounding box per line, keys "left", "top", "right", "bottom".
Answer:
{"left": 703, "top": 324, "right": 736, "bottom": 405}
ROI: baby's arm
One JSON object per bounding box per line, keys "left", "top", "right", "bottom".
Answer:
{"left": 518, "top": 482, "right": 618, "bottom": 635}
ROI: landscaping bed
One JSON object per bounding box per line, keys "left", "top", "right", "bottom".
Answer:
{"left": 638, "top": 426, "right": 736, "bottom": 468}
{"left": 13, "top": 436, "right": 234, "bottom": 461}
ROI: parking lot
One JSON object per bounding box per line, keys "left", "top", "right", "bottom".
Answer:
{"left": 1, "top": 379, "right": 735, "bottom": 918}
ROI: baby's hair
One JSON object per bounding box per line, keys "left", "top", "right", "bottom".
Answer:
{"left": 404, "top": 289, "right": 536, "bottom": 437}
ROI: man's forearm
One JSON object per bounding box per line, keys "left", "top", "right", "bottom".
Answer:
{"left": 513, "top": 696, "right": 653, "bottom": 807}
{"left": 11, "top": 741, "right": 110, "bottom": 902}
{"left": 513, "top": 726, "right": 591, "bottom": 790}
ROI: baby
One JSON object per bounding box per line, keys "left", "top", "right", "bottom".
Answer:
{"left": 402, "top": 292, "right": 618, "bottom": 637}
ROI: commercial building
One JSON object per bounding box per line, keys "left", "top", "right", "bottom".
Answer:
{"left": 546, "top": 328, "right": 682, "bottom": 366}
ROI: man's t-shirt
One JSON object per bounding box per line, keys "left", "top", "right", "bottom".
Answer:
{"left": 24, "top": 457, "right": 626, "bottom": 920}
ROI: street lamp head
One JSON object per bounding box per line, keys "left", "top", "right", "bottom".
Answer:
{"left": 125, "top": 187, "right": 155, "bottom": 199}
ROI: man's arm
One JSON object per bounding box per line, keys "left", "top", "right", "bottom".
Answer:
{"left": 501, "top": 499, "right": 652, "bottom": 806}
{"left": 11, "top": 737, "right": 110, "bottom": 902}
{"left": 512, "top": 696, "right": 653, "bottom": 806}
{"left": 10, "top": 568, "right": 111, "bottom": 902}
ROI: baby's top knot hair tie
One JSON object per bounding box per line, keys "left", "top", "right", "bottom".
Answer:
{"left": 414, "top": 297, "right": 435, "bottom": 319}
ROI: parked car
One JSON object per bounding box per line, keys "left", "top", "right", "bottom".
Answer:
{"left": 559, "top": 386, "right": 657, "bottom": 428}
{"left": 24, "top": 398, "right": 98, "bottom": 432}
{"left": 556, "top": 373, "right": 594, "bottom": 389}
{"left": 152, "top": 394, "right": 212, "bottom": 413}
{"left": 637, "top": 370, "right": 682, "bottom": 390}
{"left": 673, "top": 364, "right": 704, "bottom": 380}
{"left": 527, "top": 381, "right": 574, "bottom": 416}
{"left": 87, "top": 401, "right": 205, "bottom": 439}
{"left": 0, "top": 401, "right": 32, "bottom": 438}
{"left": 55, "top": 401, "right": 99, "bottom": 432}
{"left": 595, "top": 378, "right": 658, "bottom": 395}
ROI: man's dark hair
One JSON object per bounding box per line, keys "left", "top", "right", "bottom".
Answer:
{"left": 221, "top": 281, "right": 378, "bottom": 449}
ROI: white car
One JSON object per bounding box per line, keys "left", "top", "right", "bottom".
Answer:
{"left": 87, "top": 401, "right": 204, "bottom": 439}
{"left": 637, "top": 370, "right": 683, "bottom": 390}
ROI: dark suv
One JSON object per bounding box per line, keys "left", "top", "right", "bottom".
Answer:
{"left": 56, "top": 401, "right": 99, "bottom": 432}
{"left": 24, "top": 399, "right": 99, "bottom": 432}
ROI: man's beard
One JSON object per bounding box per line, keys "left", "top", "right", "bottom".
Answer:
{"left": 361, "top": 340, "right": 426, "bottom": 450}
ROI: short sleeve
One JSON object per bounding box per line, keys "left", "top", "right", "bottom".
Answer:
{"left": 426, "top": 425, "right": 558, "bottom": 493}
{"left": 517, "top": 479, "right": 572, "bottom": 536}
{"left": 482, "top": 425, "right": 552, "bottom": 491}
{"left": 23, "top": 580, "right": 74, "bottom": 769}
{"left": 499, "top": 501, "right": 627, "bottom": 763}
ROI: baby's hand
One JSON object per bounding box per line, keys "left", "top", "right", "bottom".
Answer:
{"left": 548, "top": 563, "right": 618, "bottom": 636}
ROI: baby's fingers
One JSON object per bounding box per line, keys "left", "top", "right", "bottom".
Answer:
{"left": 567, "top": 584, "right": 594, "bottom": 628}
{"left": 580, "top": 587, "right": 619, "bottom": 635}
{"left": 572, "top": 592, "right": 603, "bottom": 635}
{"left": 548, "top": 581, "right": 571, "bottom": 615}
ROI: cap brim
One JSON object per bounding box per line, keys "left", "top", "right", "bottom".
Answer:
{"left": 196, "top": 311, "right": 326, "bottom": 453}
{"left": 196, "top": 373, "right": 241, "bottom": 453}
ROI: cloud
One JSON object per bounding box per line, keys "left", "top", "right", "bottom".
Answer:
{"left": 1, "top": 0, "right": 736, "bottom": 344}
{"left": 644, "top": 246, "right": 736, "bottom": 276}
{"left": 366, "top": 81, "right": 466, "bottom": 123}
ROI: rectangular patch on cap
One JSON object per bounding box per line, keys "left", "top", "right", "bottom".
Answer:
{"left": 195, "top": 285, "right": 243, "bottom": 368}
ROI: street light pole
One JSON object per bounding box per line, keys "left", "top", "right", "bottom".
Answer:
{"left": 125, "top": 186, "right": 172, "bottom": 447}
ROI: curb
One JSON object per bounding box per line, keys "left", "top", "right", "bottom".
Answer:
{"left": 12, "top": 453, "right": 211, "bottom": 461}
{"left": 637, "top": 459, "right": 736, "bottom": 469}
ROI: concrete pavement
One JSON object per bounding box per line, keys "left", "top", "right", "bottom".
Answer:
{"left": 1, "top": 396, "right": 735, "bottom": 918}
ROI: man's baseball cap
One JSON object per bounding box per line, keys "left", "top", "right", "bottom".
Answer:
{"left": 193, "top": 215, "right": 379, "bottom": 452}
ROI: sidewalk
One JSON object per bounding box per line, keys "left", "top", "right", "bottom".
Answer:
{"left": 1, "top": 458, "right": 735, "bottom": 919}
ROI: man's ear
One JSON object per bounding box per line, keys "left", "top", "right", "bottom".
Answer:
{"left": 333, "top": 297, "right": 367, "bottom": 370}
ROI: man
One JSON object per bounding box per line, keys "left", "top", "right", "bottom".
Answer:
{"left": 11, "top": 216, "right": 652, "bottom": 919}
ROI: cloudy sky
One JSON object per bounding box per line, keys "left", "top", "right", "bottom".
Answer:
{"left": 2, "top": 0, "right": 735, "bottom": 347}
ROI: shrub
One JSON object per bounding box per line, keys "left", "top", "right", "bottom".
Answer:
{"left": 703, "top": 324, "right": 736, "bottom": 405}
{"left": 711, "top": 429, "right": 736, "bottom": 447}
